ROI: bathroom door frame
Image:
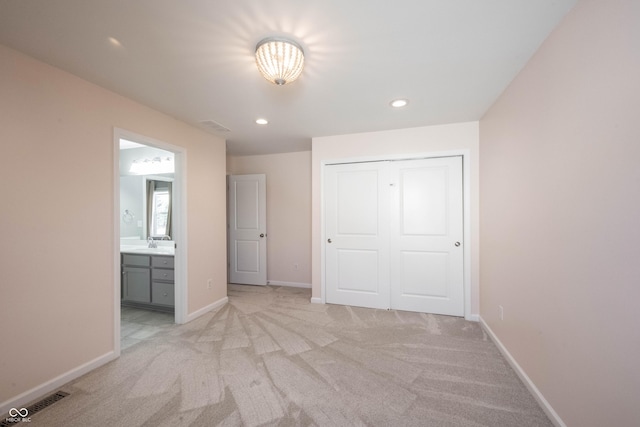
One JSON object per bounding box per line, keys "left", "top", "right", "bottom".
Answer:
{"left": 112, "top": 128, "right": 188, "bottom": 358}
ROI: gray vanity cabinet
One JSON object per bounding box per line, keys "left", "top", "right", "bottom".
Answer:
{"left": 122, "top": 254, "right": 151, "bottom": 303}
{"left": 122, "top": 266, "right": 151, "bottom": 302}
{"left": 121, "top": 253, "right": 174, "bottom": 312}
{"left": 151, "top": 256, "right": 175, "bottom": 307}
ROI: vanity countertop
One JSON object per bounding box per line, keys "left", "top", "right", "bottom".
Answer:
{"left": 120, "top": 245, "right": 175, "bottom": 256}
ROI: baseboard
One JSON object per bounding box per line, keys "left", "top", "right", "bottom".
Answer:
{"left": 185, "top": 296, "right": 228, "bottom": 323}
{"left": 0, "top": 350, "right": 115, "bottom": 415}
{"left": 479, "top": 316, "right": 566, "bottom": 427}
{"left": 310, "top": 297, "right": 323, "bottom": 304}
{"left": 465, "top": 314, "right": 480, "bottom": 322}
{"left": 267, "top": 280, "right": 311, "bottom": 289}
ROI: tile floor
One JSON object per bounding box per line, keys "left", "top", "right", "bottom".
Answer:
{"left": 120, "top": 306, "right": 175, "bottom": 350}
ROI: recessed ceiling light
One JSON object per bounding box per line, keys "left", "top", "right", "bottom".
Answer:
{"left": 107, "top": 37, "right": 123, "bottom": 47}
{"left": 390, "top": 99, "right": 408, "bottom": 108}
{"left": 256, "top": 118, "right": 268, "bottom": 125}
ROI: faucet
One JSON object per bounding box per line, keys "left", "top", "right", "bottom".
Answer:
{"left": 148, "top": 236, "right": 157, "bottom": 248}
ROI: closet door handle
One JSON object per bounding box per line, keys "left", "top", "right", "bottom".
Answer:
{"left": 327, "top": 238, "right": 332, "bottom": 243}
{"left": 454, "top": 242, "right": 461, "bottom": 247}
{"left": 260, "top": 233, "right": 265, "bottom": 238}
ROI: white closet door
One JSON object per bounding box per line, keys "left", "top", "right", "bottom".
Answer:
{"left": 390, "top": 157, "right": 464, "bottom": 316}
{"left": 325, "top": 162, "right": 390, "bottom": 309}
{"left": 324, "top": 156, "right": 464, "bottom": 316}
{"left": 228, "top": 174, "right": 267, "bottom": 285}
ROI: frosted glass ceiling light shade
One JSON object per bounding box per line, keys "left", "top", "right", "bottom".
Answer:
{"left": 255, "top": 37, "right": 304, "bottom": 85}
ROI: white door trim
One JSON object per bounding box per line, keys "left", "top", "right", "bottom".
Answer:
{"left": 113, "top": 128, "right": 188, "bottom": 358}
{"left": 320, "top": 149, "right": 473, "bottom": 320}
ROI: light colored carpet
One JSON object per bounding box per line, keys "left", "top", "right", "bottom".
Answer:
{"left": 27, "top": 285, "right": 552, "bottom": 426}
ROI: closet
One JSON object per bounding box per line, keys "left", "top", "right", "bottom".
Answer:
{"left": 324, "top": 156, "right": 464, "bottom": 316}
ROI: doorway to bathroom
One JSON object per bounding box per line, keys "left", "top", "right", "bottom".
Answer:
{"left": 113, "top": 128, "right": 187, "bottom": 357}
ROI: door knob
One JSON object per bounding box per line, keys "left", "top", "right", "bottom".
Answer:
{"left": 455, "top": 242, "right": 461, "bottom": 247}
{"left": 260, "top": 233, "right": 265, "bottom": 238}
{"left": 327, "top": 238, "right": 332, "bottom": 243}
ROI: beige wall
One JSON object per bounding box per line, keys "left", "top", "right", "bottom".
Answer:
{"left": 479, "top": 1, "right": 640, "bottom": 425}
{"left": 229, "top": 151, "right": 312, "bottom": 286}
{"left": 0, "top": 44, "right": 227, "bottom": 407}
{"left": 311, "top": 122, "right": 480, "bottom": 316}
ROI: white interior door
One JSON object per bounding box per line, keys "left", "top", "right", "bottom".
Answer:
{"left": 324, "top": 156, "right": 464, "bottom": 316}
{"left": 390, "top": 157, "right": 464, "bottom": 316}
{"left": 325, "top": 162, "right": 390, "bottom": 309}
{"left": 228, "top": 174, "right": 267, "bottom": 285}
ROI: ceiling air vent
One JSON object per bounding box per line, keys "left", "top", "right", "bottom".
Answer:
{"left": 200, "top": 120, "right": 231, "bottom": 133}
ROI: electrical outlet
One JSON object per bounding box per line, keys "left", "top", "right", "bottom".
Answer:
{"left": 499, "top": 305, "right": 504, "bottom": 321}
{"left": 207, "top": 279, "right": 212, "bottom": 290}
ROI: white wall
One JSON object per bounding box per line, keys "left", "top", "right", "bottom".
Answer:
{"left": 229, "top": 151, "right": 312, "bottom": 286}
{"left": 480, "top": 0, "right": 640, "bottom": 425}
{"left": 311, "top": 122, "right": 479, "bottom": 316}
{"left": 0, "top": 43, "right": 227, "bottom": 410}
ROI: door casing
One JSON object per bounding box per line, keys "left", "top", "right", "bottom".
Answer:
{"left": 113, "top": 128, "right": 188, "bottom": 359}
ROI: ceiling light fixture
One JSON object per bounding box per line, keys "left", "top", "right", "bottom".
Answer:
{"left": 255, "top": 37, "right": 305, "bottom": 85}
{"left": 256, "top": 118, "right": 268, "bottom": 125}
{"left": 390, "top": 99, "right": 409, "bottom": 108}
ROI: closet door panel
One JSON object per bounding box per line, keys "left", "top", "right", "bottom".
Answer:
{"left": 399, "top": 250, "right": 448, "bottom": 297}
{"left": 325, "top": 163, "right": 390, "bottom": 309}
{"left": 400, "top": 167, "right": 448, "bottom": 236}
{"left": 390, "top": 157, "right": 464, "bottom": 316}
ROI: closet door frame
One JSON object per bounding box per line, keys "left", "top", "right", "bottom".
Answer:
{"left": 320, "top": 150, "right": 473, "bottom": 320}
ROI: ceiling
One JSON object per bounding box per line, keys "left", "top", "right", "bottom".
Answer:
{"left": 0, "top": 0, "right": 576, "bottom": 156}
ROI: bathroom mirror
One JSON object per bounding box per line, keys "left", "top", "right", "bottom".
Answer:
{"left": 119, "top": 142, "right": 175, "bottom": 240}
